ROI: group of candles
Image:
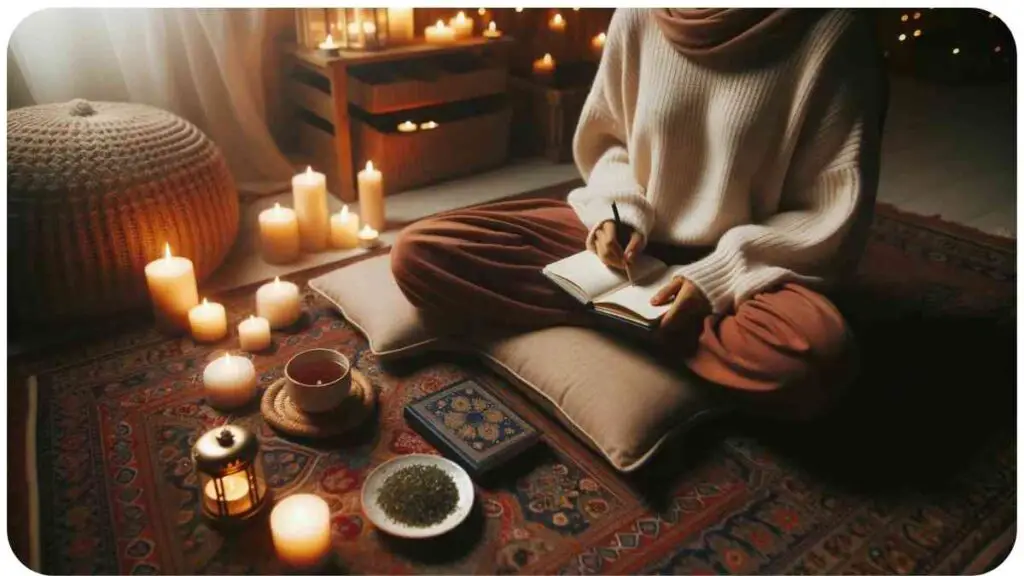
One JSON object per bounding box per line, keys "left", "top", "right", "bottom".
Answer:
{"left": 259, "top": 164, "right": 383, "bottom": 267}
{"left": 530, "top": 11, "right": 607, "bottom": 78}
{"left": 397, "top": 119, "right": 439, "bottom": 133}
{"left": 424, "top": 10, "right": 493, "bottom": 43}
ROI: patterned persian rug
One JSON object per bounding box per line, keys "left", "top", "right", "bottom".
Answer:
{"left": 16, "top": 204, "right": 1015, "bottom": 575}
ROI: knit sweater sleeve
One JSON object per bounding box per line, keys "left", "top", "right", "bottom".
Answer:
{"left": 567, "top": 9, "right": 655, "bottom": 248}
{"left": 676, "top": 34, "right": 881, "bottom": 314}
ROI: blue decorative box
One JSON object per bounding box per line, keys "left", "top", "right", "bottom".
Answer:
{"left": 404, "top": 379, "right": 540, "bottom": 475}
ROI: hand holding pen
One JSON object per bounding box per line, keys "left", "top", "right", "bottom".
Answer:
{"left": 591, "top": 202, "right": 644, "bottom": 284}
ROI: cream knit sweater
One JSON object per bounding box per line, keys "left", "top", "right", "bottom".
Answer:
{"left": 568, "top": 8, "right": 881, "bottom": 314}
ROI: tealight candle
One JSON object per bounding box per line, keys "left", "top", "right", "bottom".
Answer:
{"left": 318, "top": 34, "right": 340, "bottom": 56}
{"left": 533, "top": 53, "right": 556, "bottom": 76}
{"left": 450, "top": 11, "right": 474, "bottom": 39}
{"left": 549, "top": 13, "right": 566, "bottom": 32}
{"left": 258, "top": 202, "right": 301, "bottom": 264}
{"left": 425, "top": 20, "right": 456, "bottom": 44}
{"left": 358, "top": 160, "right": 385, "bottom": 232}
{"left": 397, "top": 120, "right": 418, "bottom": 133}
{"left": 420, "top": 120, "right": 439, "bottom": 130}
{"left": 238, "top": 315, "right": 272, "bottom": 352}
{"left": 591, "top": 32, "right": 606, "bottom": 52}
{"left": 145, "top": 243, "right": 199, "bottom": 333}
{"left": 189, "top": 298, "right": 228, "bottom": 342}
{"left": 358, "top": 225, "right": 380, "bottom": 248}
{"left": 292, "top": 166, "right": 330, "bottom": 252}
{"left": 330, "top": 205, "right": 360, "bottom": 249}
{"left": 483, "top": 21, "right": 502, "bottom": 39}
{"left": 203, "top": 353, "right": 257, "bottom": 410}
{"left": 271, "top": 494, "right": 332, "bottom": 569}
{"left": 256, "top": 277, "right": 302, "bottom": 329}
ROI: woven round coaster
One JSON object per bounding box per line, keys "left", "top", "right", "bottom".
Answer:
{"left": 261, "top": 370, "right": 376, "bottom": 439}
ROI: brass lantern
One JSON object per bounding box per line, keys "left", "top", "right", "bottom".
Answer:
{"left": 192, "top": 425, "right": 269, "bottom": 525}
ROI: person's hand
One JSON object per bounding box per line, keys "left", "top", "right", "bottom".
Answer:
{"left": 592, "top": 220, "right": 645, "bottom": 271}
{"left": 650, "top": 277, "right": 711, "bottom": 337}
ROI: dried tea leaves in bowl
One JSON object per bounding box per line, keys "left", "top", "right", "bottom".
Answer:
{"left": 376, "top": 464, "right": 459, "bottom": 527}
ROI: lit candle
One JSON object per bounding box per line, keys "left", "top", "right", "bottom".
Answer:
{"left": 424, "top": 20, "right": 456, "bottom": 44}
{"left": 238, "top": 315, "right": 272, "bottom": 352}
{"left": 203, "top": 470, "right": 253, "bottom": 516}
{"left": 533, "top": 53, "right": 556, "bottom": 76}
{"left": 330, "top": 205, "right": 360, "bottom": 249}
{"left": 292, "top": 166, "right": 330, "bottom": 253}
{"left": 318, "top": 34, "right": 340, "bottom": 56}
{"left": 347, "top": 20, "right": 377, "bottom": 36}
{"left": 203, "top": 353, "right": 258, "bottom": 410}
{"left": 145, "top": 243, "right": 199, "bottom": 333}
{"left": 449, "top": 11, "right": 474, "bottom": 39}
{"left": 358, "top": 225, "right": 380, "bottom": 248}
{"left": 258, "top": 202, "right": 301, "bottom": 264}
{"left": 591, "top": 32, "right": 607, "bottom": 52}
{"left": 271, "top": 494, "right": 332, "bottom": 569}
{"left": 257, "top": 276, "right": 302, "bottom": 329}
{"left": 420, "top": 120, "right": 439, "bottom": 130}
{"left": 549, "top": 13, "right": 566, "bottom": 32}
{"left": 358, "top": 160, "right": 385, "bottom": 232}
{"left": 189, "top": 298, "right": 228, "bottom": 343}
{"left": 478, "top": 8, "right": 486, "bottom": 16}
{"left": 397, "top": 120, "right": 418, "bottom": 133}
{"left": 515, "top": 8, "right": 523, "bottom": 13}
{"left": 483, "top": 21, "right": 502, "bottom": 39}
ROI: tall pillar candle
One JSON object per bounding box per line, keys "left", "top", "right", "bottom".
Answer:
{"left": 145, "top": 243, "right": 199, "bottom": 333}
{"left": 258, "top": 203, "right": 301, "bottom": 264}
{"left": 292, "top": 166, "right": 330, "bottom": 252}
{"left": 256, "top": 277, "right": 302, "bottom": 329}
{"left": 358, "top": 161, "right": 385, "bottom": 232}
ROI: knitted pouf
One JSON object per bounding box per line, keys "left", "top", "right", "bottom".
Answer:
{"left": 8, "top": 99, "right": 239, "bottom": 326}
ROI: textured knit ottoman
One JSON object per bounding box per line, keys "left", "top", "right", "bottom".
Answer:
{"left": 7, "top": 99, "right": 239, "bottom": 326}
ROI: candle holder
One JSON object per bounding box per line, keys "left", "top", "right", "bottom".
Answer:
{"left": 192, "top": 425, "right": 270, "bottom": 527}
{"left": 297, "top": 8, "right": 391, "bottom": 51}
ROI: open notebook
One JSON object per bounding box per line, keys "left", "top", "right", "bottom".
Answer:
{"left": 542, "top": 251, "right": 680, "bottom": 330}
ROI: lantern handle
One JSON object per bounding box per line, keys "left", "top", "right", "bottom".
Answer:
{"left": 217, "top": 428, "right": 235, "bottom": 447}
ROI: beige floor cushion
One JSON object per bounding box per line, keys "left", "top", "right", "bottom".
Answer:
{"left": 309, "top": 254, "right": 727, "bottom": 472}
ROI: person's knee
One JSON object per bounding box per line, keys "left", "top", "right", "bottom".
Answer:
{"left": 390, "top": 219, "right": 437, "bottom": 290}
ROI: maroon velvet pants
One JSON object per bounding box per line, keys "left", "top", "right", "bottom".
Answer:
{"left": 391, "top": 199, "right": 856, "bottom": 420}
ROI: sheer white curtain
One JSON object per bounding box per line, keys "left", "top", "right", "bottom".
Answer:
{"left": 8, "top": 8, "right": 293, "bottom": 190}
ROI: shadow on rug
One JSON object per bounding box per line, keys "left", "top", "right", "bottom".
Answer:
{"left": 17, "top": 205, "right": 1015, "bottom": 575}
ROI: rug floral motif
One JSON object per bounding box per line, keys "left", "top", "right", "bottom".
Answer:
{"left": 27, "top": 206, "right": 1016, "bottom": 575}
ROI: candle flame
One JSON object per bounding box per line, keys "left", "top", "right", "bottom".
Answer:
{"left": 163, "top": 243, "right": 172, "bottom": 260}
{"left": 435, "top": 19, "right": 445, "bottom": 29}
{"left": 249, "top": 315, "right": 255, "bottom": 320}
{"left": 515, "top": 7, "right": 523, "bottom": 12}
{"left": 325, "top": 33, "right": 334, "bottom": 45}
{"left": 573, "top": 7, "right": 580, "bottom": 10}
{"left": 489, "top": 21, "right": 496, "bottom": 31}
{"left": 456, "top": 11, "right": 466, "bottom": 22}
{"left": 478, "top": 8, "right": 486, "bottom": 15}
{"left": 341, "top": 204, "right": 350, "bottom": 218}
{"left": 552, "top": 14, "right": 564, "bottom": 25}
{"left": 224, "top": 352, "right": 232, "bottom": 362}
{"left": 543, "top": 53, "right": 553, "bottom": 64}
{"left": 305, "top": 166, "right": 314, "bottom": 176}
{"left": 366, "top": 160, "right": 374, "bottom": 172}
{"left": 273, "top": 202, "right": 282, "bottom": 213}
{"left": 202, "top": 297, "right": 209, "bottom": 306}
{"left": 274, "top": 276, "right": 280, "bottom": 285}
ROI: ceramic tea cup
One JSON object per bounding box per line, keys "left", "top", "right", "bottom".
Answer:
{"left": 284, "top": 348, "right": 352, "bottom": 413}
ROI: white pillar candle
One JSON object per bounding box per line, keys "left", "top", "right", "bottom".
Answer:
{"left": 292, "top": 166, "right": 330, "bottom": 253}
{"left": 189, "top": 298, "right": 228, "bottom": 343}
{"left": 202, "top": 353, "right": 257, "bottom": 410}
{"left": 449, "top": 11, "right": 474, "bottom": 39}
{"left": 256, "top": 277, "right": 302, "bottom": 329}
{"left": 533, "top": 53, "right": 556, "bottom": 76}
{"left": 258, "top": 203, "right": 301, "bottom": 264}
{"left": 330, "top": 205, "right": 360, "bottom": 249}
{"left": 425, "top": 20, "right": 456, "bottom": 44}
{"left": 357, "top": 160, "right": 385, "bottom": 232}
{"left": 238, "top": 315, "right": 272, "bottom": 352}
{"left": 397, "top": 120, "right": 418, "bottom": 133}
{"left": 548, "top": 13, "right": 566, "bottom": 32}
{"left": 358, "top": 225, "right": 380, "bottom": 248}
{"left": 271, "top": 494, "right": 332, "bottom": 569}
{"left": 483, "top": 21, "right": 503, "bottom": 39}
{"left": 145, "top": 243, "right": 199, "bottom": 333}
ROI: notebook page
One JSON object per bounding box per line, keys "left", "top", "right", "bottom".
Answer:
{"left": 543, "top": 251, "right": 666, "bottom": 301}
{"left": 593, "top": 266, "right": 682, "bottom": 321}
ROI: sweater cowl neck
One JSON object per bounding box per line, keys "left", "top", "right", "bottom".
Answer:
{"left": 652, "top": 8, "right": 826, "bottom": 69}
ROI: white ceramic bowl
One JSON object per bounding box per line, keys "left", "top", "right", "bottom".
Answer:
{"left": 361, "top": 454, "right": 474, "bottom": 539}
{"left": 284, "top": 348, "right": 352, "bottom": 413}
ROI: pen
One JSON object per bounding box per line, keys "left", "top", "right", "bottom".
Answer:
{"left": 611, "top": 202, "right": 634, "bottom": 286}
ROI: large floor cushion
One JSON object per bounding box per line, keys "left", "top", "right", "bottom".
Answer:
{"left": 310, "top": 254, "right": 726, "bottom": 472}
